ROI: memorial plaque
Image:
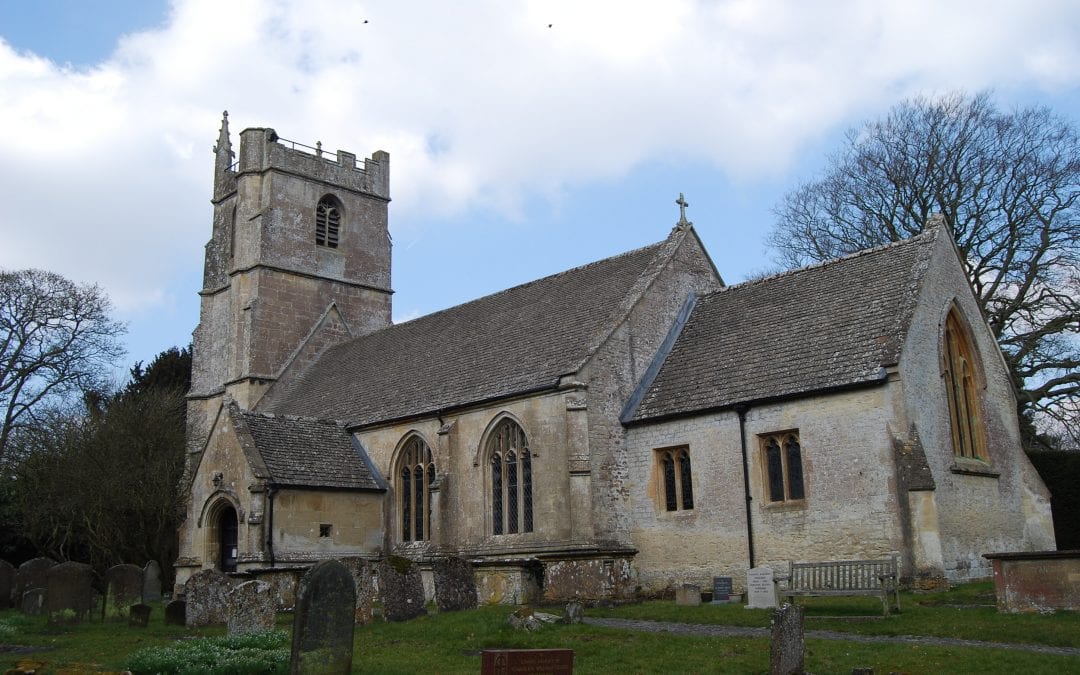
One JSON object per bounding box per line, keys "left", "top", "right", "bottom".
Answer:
{"left": 481, "top": 648, "right": 574, "bottom": 675}
{"left": 746, "top": 566, "right": 777, "bottom": 609}
{"left": 711, "top": 576, "right": 733, "bottom": 604}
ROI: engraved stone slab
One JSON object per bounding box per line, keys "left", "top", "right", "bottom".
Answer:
{"left": 228, "top": 580, "right": 276, "bottom": 637}
{"left": 379, "top": 556, "right": 426, "bottom": 622}
{"left": 290, "top": 560, "right": 355, "bottom": 674}
{"left": 433, "top": 556, "right": 477, "bottom": 613}
{"left": 104, "top": 564, "right": 145, "bottom": 620}
{"left": 21, "top": 588, "right": 45, "bottom": 615}
{"left": 675, "top": 583, "right": 701, "bottom": 606}
{"left": 165, "top": 599, "right": 187, "bottom": 625}
{"left": 15, "top": 557, "right": 56, "bottom": 612}
{"left": 338, "top": 557, "right": 379, "bottom": 625}
{"left": 142, "top": 560, "right": 163, "bottom": 603}
{"left": 185, "top": 569, "right": 234, "bottom": 627}
{"left": 481, "top": 648, "right": 574, "bottom": 674}
{"left": 712, "top": 576, "right": 734, "bottom": 604}
{"left": 0, "top": 560, "right": 16, "bottom": 609}
{"left": 129, "top": 603, "right": 152, "bottom": 628}
{"left": 770, "top": 602, "right": 804, "bottom": 675}
{"left": 747, "top": 566, "right": 778, "bottom": 609}
{"left": 46, "top": 561, "right": 96, "bottom": 625}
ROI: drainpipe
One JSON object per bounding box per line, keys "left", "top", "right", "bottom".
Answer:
{"left": 734, "top": 405, "right": 755, "bottom": 569}
{"left": 266, "top": 484, "right": 276, "bottom": 567}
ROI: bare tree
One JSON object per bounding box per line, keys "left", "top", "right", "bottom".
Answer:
{"left": 0, "top": 269, "right": 126, "bottom": 462}
{"left": 769, "top": 92, "right": 1080, "bottom": 447}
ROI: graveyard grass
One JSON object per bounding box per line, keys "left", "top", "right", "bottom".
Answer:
{"left": 0, "top": 582, "right": 1076, "bottom": 673}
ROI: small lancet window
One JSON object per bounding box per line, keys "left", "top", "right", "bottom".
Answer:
{"left": 315, "top": 196, "right": 342, "bottom": 248}
{"left": 397, "top": 436, "right": 435, "bottom": 541}
{"left": 487, "top": 418, "right": 533, "bottom": 535}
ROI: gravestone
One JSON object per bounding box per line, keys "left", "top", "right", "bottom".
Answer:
{"left": 770, "top": 603, "right": 804, "bottom": 675}
{"left": 561, "top": 600, "right": 583, "bottom": 624}
{"left": 228, "top": 580, "right": 276, "bottom": 637}
{"left": 142, "top": 560, "right": 163, "bottom": 603}
{"left": 129, "top": 603, "right": 152, "bottom": 628}
{"left": 46, "top": 561, "right": 96, "bottom": 625}
{"left": 185, "top": 569, "right": 233, "bottom": 627}
{"left": 104, "top": 564, "right": 144, "bottom": 620}
{"left": 378, "top": 556, "right": 426, "bottom": 622}
{"left": 0, "top": 560, "right": 15, "bottom": 609}
{"left": 338, "top": 557, "right": 379, "bottom": 625}
{"left": 712, "top": 576, "right": 734, "bottom": 604}
{"left": 165, "top": 599, "right": 187, "bottom": 625}
{"left": 747, "top": 566, "right": 778, "bottom": 609}
{"left": 14, "top": 557, "right": 56, "bottom": 612}
{"left": 675, "top": 583, "right": 702, "bottom": 606}
{"left": 481, "top": 649, "right": 574, "bottom": 674}
{"left": 21, "top": 588, "right": 45, "bottom": 615}
{"left": 433, "top": 556, "right": 477, "bottom": 612}
{"left": 290, "top": 560, "right": 355, "bottom": 674}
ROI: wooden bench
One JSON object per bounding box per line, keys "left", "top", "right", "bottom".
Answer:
{"left": 780, "top": 556, "right": 901, "bottom": 616}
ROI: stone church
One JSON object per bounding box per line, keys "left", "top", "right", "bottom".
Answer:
{"left": 175, "top": 114, "right": 1055, "bottom": 601}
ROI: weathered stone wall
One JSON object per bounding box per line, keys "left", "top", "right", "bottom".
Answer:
{"left": 272, "top": 490, "right": 384, "bottom": 560}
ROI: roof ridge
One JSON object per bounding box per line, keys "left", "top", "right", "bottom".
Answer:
{"left": 240, "top": 408, "right": 349, "bottom": 427}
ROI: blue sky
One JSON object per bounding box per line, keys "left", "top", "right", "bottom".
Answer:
{"left": 1, "top": 0, "right": 1079, "bottom": 380}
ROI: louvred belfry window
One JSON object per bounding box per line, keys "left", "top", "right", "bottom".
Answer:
{"left": 488, "top": 419, "right": 533, "bottom": 535}
{"left": 315, "top": 196, "right": 341, "bottom": 248}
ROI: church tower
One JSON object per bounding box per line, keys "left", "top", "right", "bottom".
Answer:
{"left": 188, "top": 112, "right": 392, "bottom": 448}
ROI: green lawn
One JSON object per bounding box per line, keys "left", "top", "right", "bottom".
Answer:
{"left": 0, "top": 583, "right": 1076, "bottom": 674}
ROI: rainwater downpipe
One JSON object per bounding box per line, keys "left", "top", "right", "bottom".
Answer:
{"left": 266, "top": 484, "right": 277, "bottom": 567}
{"left": 734, "top": 404, "right": 755, "bottom": 569}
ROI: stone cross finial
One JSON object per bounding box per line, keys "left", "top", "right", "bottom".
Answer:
{"left": 676, "top": 193, "right": 691, "bottom": 227}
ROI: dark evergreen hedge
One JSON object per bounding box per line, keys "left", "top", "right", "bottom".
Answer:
{"left": 1028, "top": 451, "right": 1080, "bottom": 550}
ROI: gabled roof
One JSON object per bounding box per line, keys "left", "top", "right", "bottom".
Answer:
{"left": 624, "top": 228, "right": 940, "bottom": 424}
{"left": 264, "top": 228, "right": 693, "bottom": 427}
{"left": 233, "top": 408, "right": 385, "bottom": 490}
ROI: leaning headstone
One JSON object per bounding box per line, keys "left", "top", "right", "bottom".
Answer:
{"left": 46, "top": 561, "right": 96, "bottom": 625}
{"left": 129, "top": 603, "right": 152, "bottom": 628}
{"left": 675, "top": 583, "right": 702, "bottom": 606}
{"left": 142, "top": 560, "right": 163, "bottom": 603}
{"left": 338, "top": 557, "right": 379, "bottom": 625}
{"left": 0, "top": 560, "right": 15, "bottom": 609}
{"left": 14, "top": 557, "right": 56, "bottom": 612}
{"left": 21, "top": 588, "right": 45, "bottom": 615}
{"left": 561, "top": 601, "right": 584, "bottom": 625}
{"left": 290, "top": 560, "right": 355, "bottom": 674}
{"left": 164, "top": 599, "right": 187, "bottom": 626}
{"left": 770, "top": 603, "right": 805, "bottom": 675}
{"left": 185, "top": 569, "right": 233, "bottom": 627}
{"left": 433, "top": 556, "right": 477, "bottom": 612}
{"left": 378, "top": 556, "right": 426, "bottom": 622}
{"left": 104, "top": 564, "right": 144, "bottom": 620}
{"left": 747, "top": 566, "right": 778, "bottom": 609}
{"left": 228, "top": 580, "right": 276, "bottom": 637}
{"left": 712, "top": 576, "right": 734, "bottom": 604}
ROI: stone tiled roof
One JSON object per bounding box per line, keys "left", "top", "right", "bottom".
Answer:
{"left": 235, "top": 410, "right": 385, "bottom": 490}
{"left": 625, "top": 229, "right": 939, "bottom": 423}
{"left": 265, "top": 232, "right": 685, "bottom": 426}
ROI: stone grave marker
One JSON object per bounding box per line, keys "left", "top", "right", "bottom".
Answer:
{"left": 46, "top": 561, "right": 96, "bottom": 625}
{"left": 14, "top": 557, "right": 56, "bottom": 612}
{"left": 228, "top": 580, "right": 276, "bottom": 637}
{"left": 290, "top": 559, "right": 355, "bottom": 674}
{"left": 21, "top": 588, "right": 45, "bottom": 615}
{"left": 185, "top": 569, "right": 234, "bottom": 627}
{"left": 561, "top": 600, "right": 583, "bottom": 624}
{"left": 770, "top": 602, "right": 804, "bottom": 675}
{"left": 0, "top": 560, "right": 15, "bottom": 609}
{"left": 480, "top": 649, "right": 574, "bottom": 674}
{"left": 142, "top": 560, "right": 163, "bottom": 603}
{"left": 712, "top": 576, "right": 734, "bottom": 604}
{"left": 675, "top": 583, "right": 702, "bottom": 606}
{"left": 104, "top": 564, "right": 144, "bottom": 620}
{"left": 165, "top": 599, "right": 187, "bottom": 625}
{"left": 433, "top": 556, "right": 477, "bottom": 612}
{"left": 378, "top": 556, "right": 426, "bottom": 622}
{"left": 338, "top": 557, "right": 379, "bottom": 625}
{"left": 747, "top": 566, "right": 778, "bottom": 609}
{"left": 129, "top": 603, "right": 152, "bottom": 628}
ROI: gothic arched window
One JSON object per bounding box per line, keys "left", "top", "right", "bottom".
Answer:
{"left": 944, "top": 309, "right": 987, "bottom": 461}
{"left": 656, "top": 446, "right": 694, "bottom": 511}
{"left": 315, "top": 196, "right": 342, "bottom": 248}
{"left": 397, "top": 436, "right": 434, "bottom": 541}
{"left": 488, "top": 419, "right": 533, "bottom": 535}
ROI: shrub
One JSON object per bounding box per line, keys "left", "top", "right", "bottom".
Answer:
{"left": 125, "top": 630, "right": 289, "bottom": 675}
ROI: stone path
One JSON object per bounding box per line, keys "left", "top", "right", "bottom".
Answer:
{"left": 582, "top": 617, "right": 1080, "bottom": 658}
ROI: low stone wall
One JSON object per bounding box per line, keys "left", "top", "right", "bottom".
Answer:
{"left": 983, "top": 550, "right": 1080, "bottom": 613}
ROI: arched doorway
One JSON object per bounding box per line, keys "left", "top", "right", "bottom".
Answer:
{"left": 219, "top": 505, "right": 238, "bottom": 572}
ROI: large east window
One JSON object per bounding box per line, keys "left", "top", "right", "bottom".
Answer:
{"left": 488, "top": 419, "right": 533, "bottom": 535}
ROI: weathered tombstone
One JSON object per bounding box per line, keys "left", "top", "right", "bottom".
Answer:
{"left": 561, "top": 600, "right": 583, "bottom": 624}
{"left": 712, "top": 576, "right": 734, "bottom": 604}
{"left": 185, "top": 569, "right": 233, "bottom": 627}
{"left": 129, "top": 603, "right": 152, "bottom": 628}
{"left": 227, "top": 580, "right": 276, "bottom": 637}
{"left": 165, "top": 599, "right": 187, "bottom": 625}
{"left": 675, "top": 583, "right": 702, "bottom": 606}
{"left": 0, "top": 560, "right": 15, "bottom": 609}
{"left": 747, "top": 566, "right": 778, "bottom": 609}
{"left": 14, "top": 557, "right": 56, "bottom": 612}
{"left": 506, "top": 606, "right": 543, "bottom": 632}
{"left": 21, "top": 588, "right": 45, "bottom": 615}
{"left": 104, "top": 564, "right": 145, "bottom": 620}
{"left": 481, "top": 649, "right": 574, "bottom": 674}
{"left": 770, "top": 603, "right": 805, "bottom": 675}
{"left": 290, "top": 560, "right": 355, "bottom": 674}
{"left": 142, "top": 560, "right": 163, "bottom": 603}
{"left": 433, "top": 556, "right": 477, "bottom": 612}
{"left": 338, "top": 557, "right": 379, "bottom": 625}
{"left": 46, "top": 561, "right": 96, "bottom": 625}
{"left": 378, "top": 556, "right": 426, "bottom": 622}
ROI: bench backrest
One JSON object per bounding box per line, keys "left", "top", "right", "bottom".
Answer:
{"left": 788, "top": 557, "right": 897, "bottom": 591}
